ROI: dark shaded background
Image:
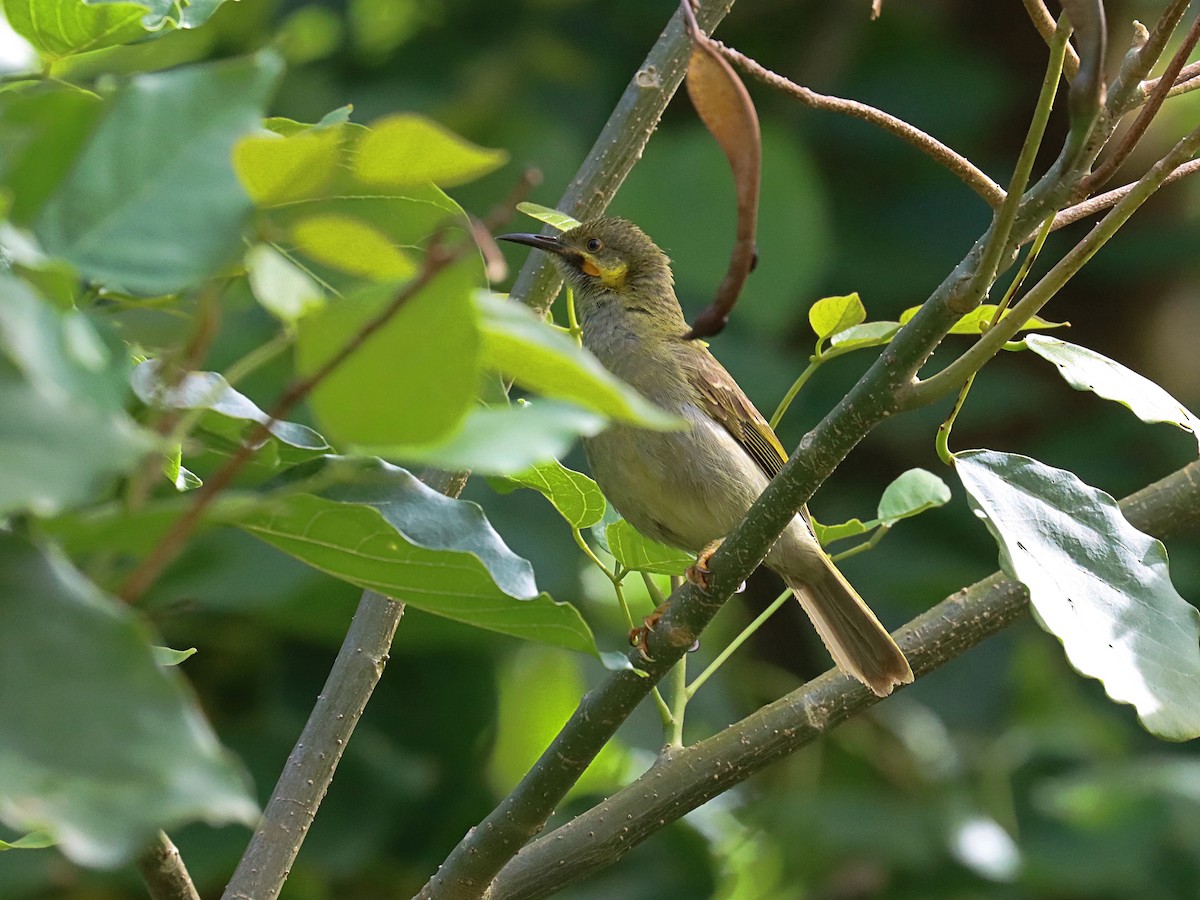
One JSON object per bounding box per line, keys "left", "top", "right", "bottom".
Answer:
{"left": 4, "top": 1, "right": 1199, "bottom": 897}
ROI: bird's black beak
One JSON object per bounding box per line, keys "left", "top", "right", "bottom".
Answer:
{"left": 496, "top": 232, "right": 567, "bottom": 255}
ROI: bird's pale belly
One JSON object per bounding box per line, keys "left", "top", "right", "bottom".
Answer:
{"left": 582, "top": 409, "right": 770, "bottom": 553}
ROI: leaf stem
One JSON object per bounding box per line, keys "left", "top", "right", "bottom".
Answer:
{"left": 769, "top": 358, "right": 820, "bottom": 430}
{"left": 935, "top": 373, "right": 976, "bottom": 466}
{"left": 828, "top": 524, "right": 891, "bottom": 563}
{"left": 685, "top": 588, "right": 792, "bottom": 700}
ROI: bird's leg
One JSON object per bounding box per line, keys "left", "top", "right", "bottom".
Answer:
{"left": 685, "top": 538, "right": 723, "bottom": 590}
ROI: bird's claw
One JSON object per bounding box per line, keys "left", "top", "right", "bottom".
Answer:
{"left": 685, "top": 539, "right": 723, "bottom": 590}
{"left": 629, "top": 606, "right": 667, "bottom": 661}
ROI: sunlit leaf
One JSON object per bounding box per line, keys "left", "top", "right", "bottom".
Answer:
{"left": 354, "top": 114, "right": 507, "bottom": 188}
{"left": 476, "top": 291, "right": 684, "bottom": 430}
{"left": 900, "top": 303, "right": 1067, "bottom": 334}
{"left": 0, "top": 829, "right": 55, "bottom": 851}
{"left": 515, "top": 202, "right": 581, "bottom": 232}
{"left": 152, "top": 646, "right": 196, "bottom": 666}
{"left": 503, "top": 459, "right": 605, "bottom": 529}
{"left": 829, "top": 321, "right": 900, "bottom": 352}
{"left": 296, "top": 259, "right": 481, "bottom": 447}
{"left": 245, "top": 243, "right": 325, "bottom": 323}
{"left": 233, "top": 126, "right": 343, "bottom": 206}
{"left": 360, "top": 401, "right": 607, "bottom": 476}
{"left": 2, "top": 0, "right": 150, "bottom": 60}
{"left": 956, "top": 449, "right": 1200, "bottom": 740}
{"left": 809, "top": 293, "right": 866, "bottom": 343}
{"left": 1026, "top": 334, "right": 1200, "bottom": 451}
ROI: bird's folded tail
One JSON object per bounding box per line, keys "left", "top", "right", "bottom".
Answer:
{"left": 783, "top": 557, "right": 913, "bottom": 697}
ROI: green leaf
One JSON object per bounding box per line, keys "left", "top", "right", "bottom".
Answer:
{"left": 606, "top": 520, "right": 692, "bottom": 576}
{"left": 1026, "top": 334, "right": 1200, "bottom": 451}
{"left": 877, "top": 468, "right": 952, "bottom": 524}
{"left": 810, "top": 517, "right": 871, "bottom": 545}
{"left": 515, "top": 202, "right": 582, "bottom": 232}
{"left": 1, "top": 0, "right": 151, "bottom": 60}
{"left": 900, "top": 303, "right": 1068, "bottom": 334}
{"left": 0, "top": 278, "right": 153, "bottom": 517}
{"left": 0, "top": 84, "right": 103, "bottom": 225}
{"left": 829, "top": 321, "right": 900, "bottom": 352}
{"left": 0, "top": 535, "right": 257, "bottom": 867}
{"left": 296, "top": 259, "right": 481, "bottom": 447}
{"left": 956, "top": 449, "right": 1200, "bottom": 741}
{"left": 808, "top": 293, "right": 866, "bottom": 342}
{"left": 130, "top": 361, "right": 330, "bottom": 466}
{"left": 233, "top": 125, "right": 347, "bottom": 207}
{"left": 152, "top": 646, "right": 197, "bottom": 666}
{"left": 475, "top": 291, "right": 684, "bottom": 430}
{"left": 239, "top": 457, "right": 598, "bottom": 654}
{"left": 35, "top": 52, "right": 283, "bottom": 295}
{"left": 504, "top": 460, "right": 605, "bottom": 529}
{"left": 245, "top": 244, "right": 325, "bottom": 323}
{"left": 353, "top": 114, "right": 507, "bottom": 188}
{"left": 0, "top": 829, "right": 55, "bottom": 851}
{"left": 360, "top": 401, "right": 607, "bottom": 476}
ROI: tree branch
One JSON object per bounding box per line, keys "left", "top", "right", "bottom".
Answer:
{"left": 487, "top": 458, "right": 1200, "bottom": 899}
{"left": 1022, "top": 0, "right": 1081, "bottom": 79}
{"left": 137, "top": 832, "right": 200, "bottom": 900}
{"left": 221, "top": 594, "right": 404, "bottom": 900}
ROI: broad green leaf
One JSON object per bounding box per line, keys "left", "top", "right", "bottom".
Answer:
{"left": 877, "top": 468, "right": 951, "bottom": 524}
{"left": 829, "top": 321, "right": 900, "bottom": 352}
{"left": 239, "top": 457, "right": 598, "bottom": 654}
{"left": 0, "top": 829, "right": 55, "bottom": 851}
{"left": 36, "top": 52, "right": 283, "bottom": 295}
{"left": 245, "top": 244, "right": 325, "bottom": 323}
{"left": 516, "top": 202, "right": 581, "bottom": 232}
{"left": 130, "top": 361, "right": 330, "bottom": 466}
{"left": 289, "top": 213, "right": 418, "bottom": 280}
{"left": 0, "top": 84, "right": 103, "bottom": 225}
{"left": 956, "top": 449, "right": 1200, "bottom": 740}
{"left": 1026, "top": 334, "right": 1200, "bottom": 451}
{"left": 606, "top": 519, "right": 692, "bottom": 576}
{"left": 0, "top": 535, "right": 257, "bottom": 867}
{"left": 475, "top": 291, "right": 684, "bottom": 430}
{"left": 809, "top": 293, "right": 865, "bottom": 342}
{"left": 296, "top": 259, "right": 481, "bottom": 447}
{"left": 354, "top": 114, "right": 507, "bottom": 188}
{"left": 152, "top": 646, "right": 196, "bottom": 666}
{"left": 505, "top": 460, "right": 605, "bottom": 529}
{"left": 360, "top": 401, "right": 607, "bottom": 476}
{"left": 900, "top": 303, "right": 1068, "bottom": 334}
{"left": 85, "top": 0, "right": 179, "bottom": 30}
{"left": 0, "top": 278, "right": 152, "bottom": 517}
{"left": 233, "top": 126, "right": 344, "bottom": 206}
{"left": 2, "top": 0, "right": 150, "bottom": 59}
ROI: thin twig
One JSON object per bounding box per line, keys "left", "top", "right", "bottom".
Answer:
{"left": 117, "top": 235, "right": 466, "bottom": 604}
{"left": 137, "top": 832, "right": 200, "bottom": 900}
{"left": 1105, "top": 0, "right": 1193, "bottom": 114}
{"left": 1022, "top": 0, "right": 1081, "bottom": 79}
{"left": 1052, "top": 157, "right": 1200, "bottom": 230}
{"left": 712, "top": 41, "right": 1006, "bottom": 208}
{"left": 1086, "top": 10, "right": 1200, "bottom": 191}
{"left": 1140, "top": 58, "right": 1200, "bottom": 98}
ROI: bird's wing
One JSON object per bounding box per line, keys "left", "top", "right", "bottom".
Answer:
{"left": 686, "top": 353, "right": 788, "bottom": 481}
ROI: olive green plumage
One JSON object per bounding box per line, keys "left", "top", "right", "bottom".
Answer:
{"left": 499, "top": 217, "right": 912, "bottom": 696}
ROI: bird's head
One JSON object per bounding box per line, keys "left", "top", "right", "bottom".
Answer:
{"left": 498, "top": 218, "right": 680, "bottom": 325}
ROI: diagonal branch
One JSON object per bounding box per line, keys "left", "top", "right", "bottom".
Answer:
{"left": 487, "top": 457, "right": 1200, "bottom": 899}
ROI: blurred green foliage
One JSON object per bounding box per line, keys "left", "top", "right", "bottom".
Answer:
{"left": 1, "top": 0, "right": 1199, "bottom": 898}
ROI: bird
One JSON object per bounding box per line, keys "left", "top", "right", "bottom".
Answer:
{"left": 498, "top": 217, "right": 913, "bottom": 697}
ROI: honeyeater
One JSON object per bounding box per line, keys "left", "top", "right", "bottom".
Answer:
{"left": 499, "top": 217, "right": 913, "bottom": 697}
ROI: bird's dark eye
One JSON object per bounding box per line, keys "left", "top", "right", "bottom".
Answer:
{"left": 585, "top": 238, "right": 603, "bottom": 252}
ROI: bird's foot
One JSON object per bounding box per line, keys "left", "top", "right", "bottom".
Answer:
{"left": 685, "top": 539, "right": 723, "bottom": 590}
{"left": 629, "top": 603, "right": 669, "bottom": 661}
